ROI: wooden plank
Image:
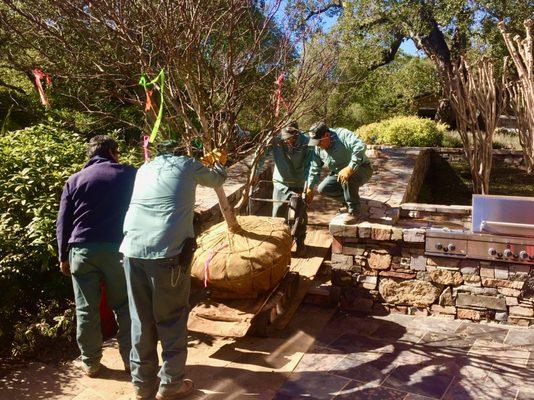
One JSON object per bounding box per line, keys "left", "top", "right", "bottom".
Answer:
{"left": 188, "top": 294, "right": 267, "bottom": 337}
{"left": 274, "top": 229, "right": 332, "bottom": 330}
{"left": 188, "top": 229, "right": 332, "bottom": 337}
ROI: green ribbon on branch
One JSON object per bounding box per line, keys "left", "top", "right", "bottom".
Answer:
{"left": 139, "top": 69, "right": 165, "bottom": 142}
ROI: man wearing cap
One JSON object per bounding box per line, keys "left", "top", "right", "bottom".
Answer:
{"left": 258, "top": 123, "right": 315, "bottom": 256}
{"left": 306, "top": 122, "right": 372, "bottom": 223}
{"left": 120, "top": 141, "right": 227, "bottom": 400}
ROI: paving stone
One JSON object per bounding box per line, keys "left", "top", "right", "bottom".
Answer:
{"left": 328, "top": 333, "right": 393, "bottom": 354}
{"left": 275, "top": 371, "right": 350, "bottom": 400}
{"left": 333, "top": 380, "right": 407, "bottom": 399}
{"left": 517, "top": 389, "right": 534, "bottom": 400}
{"left": 504, "top": 329, "right": 534, "bottom": 348}
{"left": 383, "top": 360, "right": 456, "bottom": 399}
{"left": 468, "top": 339, "right": 530, "bottom": 367}
{"left": 455, "top": 322, "right": 509, "bottom": 342}
{"left": 329, "top": 351, "right": 396, "bottom": 383}
{"left": 295, "top": 345, "right": 347, "bottom": 373}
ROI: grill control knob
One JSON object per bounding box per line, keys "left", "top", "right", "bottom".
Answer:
{"left": 447, "top": 244, "right": 456, "bottom": 251}
{"left": 435, "top": 243, "right": 443, "bottom": 250}
{"left": 519, "top": 251, "right": 529, "bottom": 260}
{"left": 488, "top": 248, "right": 497, "bottom": 256}
{"left": 503, "top": 249, "right": 513, "bottom": 258}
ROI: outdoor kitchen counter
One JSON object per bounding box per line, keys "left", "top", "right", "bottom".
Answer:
{"left": 328, "top": 214, "right": 534, "bottom": 326}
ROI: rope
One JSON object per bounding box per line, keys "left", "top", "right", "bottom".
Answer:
{"left": 203, "top": 242, "right": 228, "bottom": 287}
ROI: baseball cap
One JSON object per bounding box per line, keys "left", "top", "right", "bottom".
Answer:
{"left": 308, "top": 121, "right": 329, "bottom": 145}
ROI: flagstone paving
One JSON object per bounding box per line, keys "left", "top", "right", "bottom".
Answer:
{"left": 2, "top": 309, "right": 534, "bottom": 399}
{"left": 275, "top": 312, "right": 534, "bottom": 400}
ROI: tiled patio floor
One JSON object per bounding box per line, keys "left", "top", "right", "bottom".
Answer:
{"left": 275, "top": 312, "right": 534, "bottom": 400}
{"left": 2, "top": 308, "right": 534, "bottom": 399}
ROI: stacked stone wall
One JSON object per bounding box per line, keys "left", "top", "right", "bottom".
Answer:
{"left": 330, "top": 220, "right": 534, "bottom": 326}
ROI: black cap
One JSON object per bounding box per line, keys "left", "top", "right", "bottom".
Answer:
{"left": 308, "top": 121, "right": 329, "bottom": 145}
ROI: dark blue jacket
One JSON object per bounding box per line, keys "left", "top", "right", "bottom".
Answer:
{"left": 56, "top": 155, "right": 137, "bottom": 261}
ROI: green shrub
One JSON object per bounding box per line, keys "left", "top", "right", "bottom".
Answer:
{"left": 356, "top": 116, "right": 448, "bottom": 147}
{"left": 0, "top": 124, "right": 142, "bottom": 357}
{"left": 0, "top": 124, "right": 87, "bottom": 355}
{"left": 442, "top": 132, "right": 464, "bottom": 148}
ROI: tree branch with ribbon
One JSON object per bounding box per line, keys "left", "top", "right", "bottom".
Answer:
{"left": 32, "top": 68, "right": 52, "bottom": 107}
{"left": 139, "top": 69, "right": 165, "bottom": 161}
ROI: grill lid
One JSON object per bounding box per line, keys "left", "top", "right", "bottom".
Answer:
{"left": 472, "top": 195, "right": 534, "bottom": 238}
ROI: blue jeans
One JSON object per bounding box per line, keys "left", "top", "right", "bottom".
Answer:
{"left": 69, "top": 243, "right": 131, "bottom": 367}
{"left": 123, "top": 255, "right": 191, "bottom": 396}
{"left": 317, "top": 163, "right": 373, "bottom": 213}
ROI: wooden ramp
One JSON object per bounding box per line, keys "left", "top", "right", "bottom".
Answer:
{"left": 187, "top": 229, "right": 331, "bottom": 337}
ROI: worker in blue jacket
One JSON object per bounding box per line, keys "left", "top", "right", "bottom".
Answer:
{"left": 56, "top": 135, "right": 136, "bottom": 378}
{"left": 306, "top": 122, "right": 373, "bottom": 223}
{"left": 120, "top": 141, "right": 227, "bottom": 400}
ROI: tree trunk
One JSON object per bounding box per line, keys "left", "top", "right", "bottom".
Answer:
{"left": 214, "top": 186, "right": 241, "bottom": 232}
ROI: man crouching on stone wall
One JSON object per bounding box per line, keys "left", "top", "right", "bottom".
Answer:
{"left": 120, "top": 141, "right": 227, "bottom": 400}
{"left": 306, "top": 122, "right": 373, "bottom": 224}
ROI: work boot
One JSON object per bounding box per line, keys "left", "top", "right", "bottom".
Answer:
{"left": 135, "top": 383, "right": 159, "bottom": 400}
{"left": 156, "top": 379, "right": 194, "bottom": 399}
{"left": 295, "top": 239, "right": 306, "bottom": 258}
{"left": 80, "top": 362, "right": 102, "bottom": 378}
{"left": 341, "top": 211, "right": 360, "bottom": 225}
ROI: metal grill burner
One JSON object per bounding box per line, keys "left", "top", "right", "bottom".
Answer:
{"left": 425, "top": 195, "right": 534, "bottom": 265}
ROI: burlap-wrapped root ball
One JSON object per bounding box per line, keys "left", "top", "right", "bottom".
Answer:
{"left": 191, "top": 216, "right": 292, "bottom": 299}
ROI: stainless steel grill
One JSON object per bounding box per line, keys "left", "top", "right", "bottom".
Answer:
{"left": 425, "top": 195, "right": 534, "bottom": 265}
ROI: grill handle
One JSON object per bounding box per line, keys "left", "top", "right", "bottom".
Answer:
{"left": 480, "top": 220, "right": 534, "bottom": 238}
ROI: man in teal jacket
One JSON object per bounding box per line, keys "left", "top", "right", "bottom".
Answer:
{"left": 120, "top": 141, "right": 226, "bottom": 400}
{"left": 307, "top": 122, "right": 372, "bottom": 223}
{"left": 261, "top": 123, "right": 315, "bottom": 255}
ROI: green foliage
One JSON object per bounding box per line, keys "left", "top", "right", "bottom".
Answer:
{"left": 331, "top": 56, "right": 440, "bottom": 128}
{"left": 357, "top": 116, "right": 448, "bottom": 147}
{"left": 12, "top": 300, "right": 76, "bottom": 357}
{"left": 0, "top": 124, "right": 87, "bottom": 354}
{"left": 0, "top": 123, "right": 142, "bottom": 356}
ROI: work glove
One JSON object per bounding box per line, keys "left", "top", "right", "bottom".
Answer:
{"left": 201, "top": 148, "right": 228, "bottom": 167}
{"left": 305, "top": 187, "right": 314, "bottom": 205}
{"left": 337, "top": 166, "right": 354, "bottom": 185}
